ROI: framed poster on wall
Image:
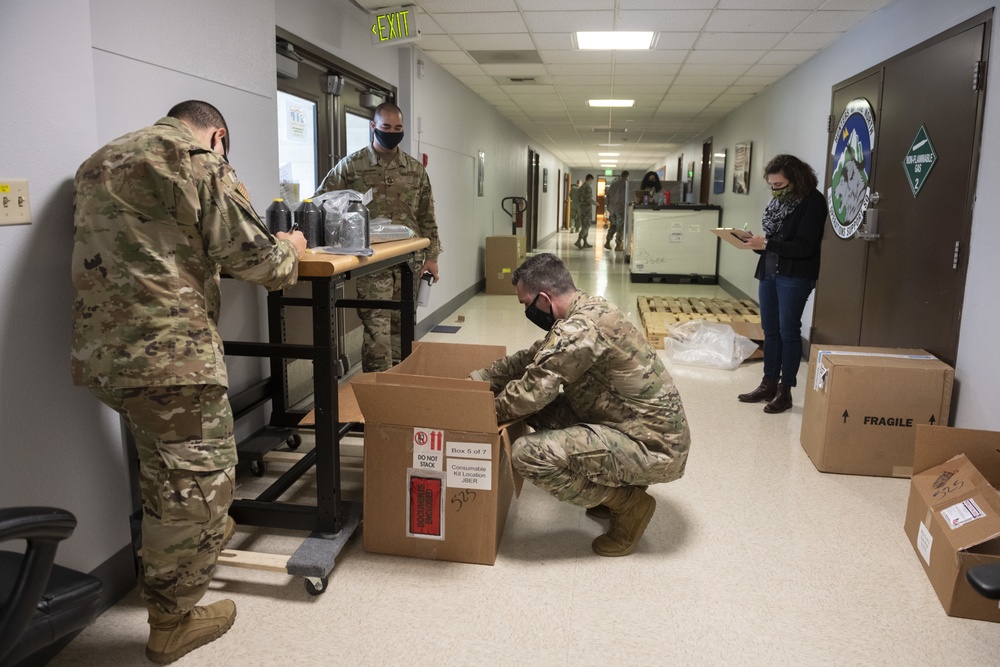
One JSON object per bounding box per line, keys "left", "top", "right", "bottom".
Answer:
{"left": 713, "top": 149, "right": 727, "bottom": 195}
{"left": 732, "top": 141, "right": 752, "bottom": 195}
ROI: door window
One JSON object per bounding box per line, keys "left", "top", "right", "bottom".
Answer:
{"left": 276, "top": 91, "right": 318, "bottom": 204}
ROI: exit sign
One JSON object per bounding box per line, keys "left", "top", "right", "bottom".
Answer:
{"left": 604, "top": 169, "right": 613, "bottom": 176}
{"left": 370, "top": 6, "right": 420, "bottom": 46}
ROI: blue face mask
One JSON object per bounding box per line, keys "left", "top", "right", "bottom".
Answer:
{"left": 525, "top": 293, "right": 556, "bottom": 331}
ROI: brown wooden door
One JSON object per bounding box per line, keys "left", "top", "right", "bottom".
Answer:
{"left": 813, "top": 17, "right": 989, "bottom": 367}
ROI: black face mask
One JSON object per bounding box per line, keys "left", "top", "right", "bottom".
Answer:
{"left": 373, "top": 128, "right": 404, "bottom": 151}
{"left": 525, "top": 293, "right": 556, "bottom": 331}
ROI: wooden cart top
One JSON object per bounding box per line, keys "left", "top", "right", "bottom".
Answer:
{"left": 296, "top": 237, "right": 430, "bottom": 277}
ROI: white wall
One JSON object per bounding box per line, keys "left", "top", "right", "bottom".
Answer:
{"left": 660, "top": 0, "right": 1000, "bottom": 430}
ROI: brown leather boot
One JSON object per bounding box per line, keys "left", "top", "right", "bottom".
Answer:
{"left": 591, "top": 487, "right": 656, "bottom": 557}
{"left": 763, "top": 383, "right": 793, "bottom": 414}
{"left": 738, "top": 377, "right": 778, "bottom": 403}
{"left": 146, "top": 600, "right": 237, "bottom": 664}
{"left": 586, "top": 485, "right": 647, "bottom": 520}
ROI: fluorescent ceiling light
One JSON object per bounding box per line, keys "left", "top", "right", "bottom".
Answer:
{"left": 597, "top": 143, "right": 622, "bottom": 147}
{"left": 598, "top": 152, "right": 620, "bottom": 157}
{"left": 577, "top": 31, "right": 654, "bottom": 50}
{"left": 588, "top": 99, "right": 634, "bottom": 108}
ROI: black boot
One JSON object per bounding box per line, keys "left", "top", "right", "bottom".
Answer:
{"left": 738, "top": 377, "right": 778, "bottom": 403}
{"left": 763, "top": 383, "right": 793, "bottom": 413}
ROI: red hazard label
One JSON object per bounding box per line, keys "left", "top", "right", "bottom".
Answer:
{"left": 409, "top": 475, "right": 442, "bottom": 536}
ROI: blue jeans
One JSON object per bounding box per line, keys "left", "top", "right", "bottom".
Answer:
{"left": 758, "top": 275, "right": 815, "bottom": 388}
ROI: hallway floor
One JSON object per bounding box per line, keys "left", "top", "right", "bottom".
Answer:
{"left": 51, "top": 227, "right": 1000, "bottom": 666}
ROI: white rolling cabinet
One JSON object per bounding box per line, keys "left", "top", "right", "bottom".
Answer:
{"left": 627, "top": 204, "right": 722, "bottom": 283}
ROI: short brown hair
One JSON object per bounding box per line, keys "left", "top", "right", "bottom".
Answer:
{"left": 763, "top": 154, "right": 818, "bottom": 195}
{"left": 511, "top": 253, "right": 576, "bottom": 295}
{"left": 374, "top": 102, "right": 403, "bottom": 122}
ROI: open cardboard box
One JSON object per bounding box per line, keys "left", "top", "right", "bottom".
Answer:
{"left": 352, "top": 342, "right": 524, "bottom": 565}
{"left": 904, "top": 425, "right": 1000, "bottom": 622}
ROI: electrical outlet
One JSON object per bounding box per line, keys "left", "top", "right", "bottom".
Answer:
{"left": 0, "top": 178, "right": 31, "bottom": 225}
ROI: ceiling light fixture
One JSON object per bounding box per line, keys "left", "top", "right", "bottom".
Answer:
{"left": 576, "top": 31, "right": 655, "bottom": 50}
{"left": 598, "top": 152, "right": 620, "bottom": 157}
{"left": 597, "top": 143, "right": 622, "bottom": 147}
{"left": 588, "top": 99, "right": 634, "bottom": 108}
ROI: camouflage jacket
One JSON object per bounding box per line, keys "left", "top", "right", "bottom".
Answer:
{"left": 485, "top": 291, "right": 690, "bottom": 458}
{"left": 605, "top": 177, "right": 627, "bottom": 215}
{"left": 316, "top": 144, "right": 441, "bottom": 261}
{"left": 580, "top": 181, "right": 595, "bottom": 212}
{"left": 71, "top": 116, "right": 300, "bottom": 388}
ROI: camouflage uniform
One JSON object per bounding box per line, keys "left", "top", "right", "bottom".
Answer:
{"left": 316, "top": 144, "right": 441, "bottom": 371}
{"left": 605, "top": 176, "right": 627, "bottom": 245}
{"left": 481, "top": 291, "right": 690, "bottom": 508}
{"left": 577, "top": 180, "right": 595, "bottom": 245}
{"left": 72, "top": 116, "right": 300, "bottom": 615}
{"left": 569, "top": 184, "right": 581, "bottom": 232}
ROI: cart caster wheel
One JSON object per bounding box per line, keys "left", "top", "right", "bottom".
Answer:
{"left": 286, "top": 434, "right": 302, "bottom": 450}
{"left": 305, "top": 576, "right": 328, "bottom": 596}
{"left": 250, "top": 460, "right": 267, "bottom": 477}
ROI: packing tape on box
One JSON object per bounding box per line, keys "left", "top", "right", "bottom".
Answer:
{"left": 813, "top": 350, "right": 937, "bottom": 391}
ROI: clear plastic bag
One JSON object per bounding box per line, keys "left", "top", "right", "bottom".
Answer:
{"left": 311, "top": 189, "right": 373, "bottom": 256}
{"left": 369, "top": 218, "right": 416, "bottom": 243}
{"left": 662, "top": 320, "right": 758, "bottom": 370}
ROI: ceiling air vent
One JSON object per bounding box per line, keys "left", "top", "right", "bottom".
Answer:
{"left": 508, "top": 77, "right": 537, "bottom": 83}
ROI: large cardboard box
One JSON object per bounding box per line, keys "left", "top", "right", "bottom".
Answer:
{"left": 800, "top": 345, "right": 954, "bottom": 477}
{"left": 352, "top": 342, "right": 523, "bottom": 565}
{"left": 485, "top": 235, "right": 525, "bottom": 295}
{"left": 904, "top": 425, "right": 1000, "bottom": 622}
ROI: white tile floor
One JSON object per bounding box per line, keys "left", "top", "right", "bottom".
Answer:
{"left": 51, "top": 227, "right": 1000, "bottom": 666}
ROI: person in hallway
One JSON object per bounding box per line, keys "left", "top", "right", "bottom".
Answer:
{"left": 738, "top": 154, "right": 826, "bottom": 413}
{"left": 470, "top": 253, "right": 690, "bottom": 556}
{"left": 604, "top": 170, "right": 629, "bottom": 251}
{"left": 315, "top": 101, "right": 442, "bottom": 371}
{"left": 569, "top": 178, "right": 582, "bottom": 232}
{"left": 575, "top": 174, "right": 596, "bottom": 248}
{"left": 71, "top": 100, "right": 306, "bottom": 664}
{"left": 637, "top": 171, "right": 665, "bottom": 206}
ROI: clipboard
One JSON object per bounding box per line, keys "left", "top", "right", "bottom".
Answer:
{"left": 711, "top": 227, "right": 754, "bottom": 248}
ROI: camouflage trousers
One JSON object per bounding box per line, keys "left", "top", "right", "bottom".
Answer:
{"left": 356, "top": 265, "right": 419, "bottom": 372}
{"left": 607, "top": 211, "right": 623, "bottom": 244}
{"left": 89, "top": 384, "right": 236, "bottom": 615}
{"left": 577, "top": 207, "right": 593, "bottom": 242}
{"left": 512, "top": 397, "right": 681, "bottom": 508}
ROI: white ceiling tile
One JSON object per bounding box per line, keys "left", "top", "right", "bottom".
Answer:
{"left": 774, "top": 31, "right": 838, "bottom": 50}
{"left": 551, "top": 74, "right": 613, "bottom": 85}
{"left": 616, "top": 49, "right": 690, "bottom": 63}
{"left": 423, "top": 51, "right": 476, "bottom": 65}
{"left": 440, "top": 63, "right": 486, "bottom": 76}
{"left": 539, "top": 50, "right": 614, "bottom": 64}
{"left": 821, "top": 0, "right": 894, "bottom": 9}
{"left": 705, "top": 10, "right": 811, "bottom": 32}
{"left": 612, "top": 62, "right": 681, "bottom": 76}
{"left": 669, "top": 84, "right": 730, "bottom": 95}
{"left": 456, "top": 75, "right": 498, "bottom": 87}
{"left": 617, "top": 10, "right": 712, "bottom": 32}
{"left": 532, "top": 33, "right": 576, "bottom": 50}
{"left": 416, "top": 0, "right": 519, "bottom": 10}
{"left": 737, "top": 75, "right": 781, "bottom": 87}
{"left": 434, "top": 13, "right": 528, "bottom": 33}
{"left": 480, "top": 63, "right": 549, "bottom": 77}
{"left": 686, "top": 50, "right": 767, "bottom": 65}
{"left": 694, "top": 32, "right": 785, "bottom": 50}
{"left": 678, "top": 63, "right": 751, "bottom": 77}
{"left": 671, "top": 74, "right": 740, "bottom": 87}
{"left": 519, "top": 0, "right": 615, "bottom": 8}
{"left": 796, "top": 10, "right": 871, "bottom": 32}
{"left": 415, "top": 35, "right": 460, "bottom": 50}
{"left": 610, "top": 73, "right": 679, "bottom": 85}
{"left": 547, "top": 63, "right": 614, "bottom": 76}
{"left": 523, "top": 11, "right": 615, "bottom": 33}
{"left": 621, "top": 0, "right": 717, "bottom": 8}
{"left": 718, "top": 0, "right": 823, "bottom": 8}
{"left": 500, "top": 83, "right": 558, "bottom": 95}
{"left": 758, "top": 50, "right": 816, "bottom": 66}
{"left": 743, "top": 63, "right": 795, "bottom": 77}
{"left": 415, "top": 15, "right": 444, "bottom": 35}
{"left": 650, "top": 33, "right": 700, "bottom": 50}
{"left": 453, "top": 33, "right": 536, "bottom": 50}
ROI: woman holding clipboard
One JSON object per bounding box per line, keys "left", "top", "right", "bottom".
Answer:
{"left": 738, "top": 154, "right": 826, "bottom": 414}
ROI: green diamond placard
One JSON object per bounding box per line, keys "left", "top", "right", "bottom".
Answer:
{"left": 903, "top": 125, "right": 937, "bottom": 197}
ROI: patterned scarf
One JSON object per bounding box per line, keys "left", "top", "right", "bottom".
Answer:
{"left": 760, "top": 194, "right": 802, "bottom": 237}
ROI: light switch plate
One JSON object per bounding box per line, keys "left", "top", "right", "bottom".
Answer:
{"left": 0, "top": 178, "right": 31, "bottom": 225}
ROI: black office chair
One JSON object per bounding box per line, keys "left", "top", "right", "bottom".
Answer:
{"left": 966, "top": 563, "right": 1000, "bottom": 599}
{"left": 0, "top": 507, "right": 103, "bottom": 667}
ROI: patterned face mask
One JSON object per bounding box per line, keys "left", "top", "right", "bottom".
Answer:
{"left": 770, "top": 185, "right": 791, "bottom": 201}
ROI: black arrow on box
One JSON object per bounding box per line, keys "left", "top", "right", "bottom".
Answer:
{"left": 842, "top": 410, "right": 849, "bottom": 424}
{"left": 929, "top": 415, "right": 936, "bottom": 425}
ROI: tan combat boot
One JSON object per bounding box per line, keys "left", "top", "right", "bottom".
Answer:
{"left": 146, "top": 600, "right": 237, "bottom": 664}
{"left": 591, "top": 486, "right": 656, "bottom": 557}
{"left": 614, "top": 241, "right": 623, "bottom": 251}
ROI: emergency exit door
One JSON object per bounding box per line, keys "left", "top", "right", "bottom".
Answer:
{"left": 812, "top": 14, "right": 990, "bottom": 368}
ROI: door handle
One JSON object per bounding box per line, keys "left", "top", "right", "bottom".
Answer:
{"left": 855, "top": 206, "right": 880, "bottom": 241}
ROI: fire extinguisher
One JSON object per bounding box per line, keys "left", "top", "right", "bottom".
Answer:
{"left": 501, "top": 196, "right": 528, "bottom": 235}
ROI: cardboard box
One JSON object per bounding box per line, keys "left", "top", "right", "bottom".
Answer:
{"left": 800, "top": 345, "right": 954, "bottom": 477}
{"left": 485, "top": 236, "right": 525, "bottom": 295}
{"left": 904, "top": 425, "right": 1000, "bottom": 623}
{"left": 352, "top": 342, "right": 524, "bottom": 565}
{"left": 729, "top": 320, "right": 764, "bottom": 361}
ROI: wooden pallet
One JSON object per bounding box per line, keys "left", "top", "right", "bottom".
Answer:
{"left": 637, "top": 296, "right": 762, "bottom": 349}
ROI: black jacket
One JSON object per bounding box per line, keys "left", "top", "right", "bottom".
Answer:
{"left": 754, "top": 188, "right": 827, "bottom": 281}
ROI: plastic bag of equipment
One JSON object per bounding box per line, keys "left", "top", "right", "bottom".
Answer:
{"left": 369, "top": 218, "right": 416, "bottom": 243}
{"left": 311, "top": 189, "right": 374, "bottom": 256}
{"left": 662, "top": 320, "right": 758, "bottom": 370}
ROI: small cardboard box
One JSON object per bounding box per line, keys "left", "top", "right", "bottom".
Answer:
{"left": 485, "top": 236, "right": 525, "bottom": 295}
{"left": 729, "top": 320, "right": 764, "bottom": 361}
{"left": 352, "top": 342, "right": 524, "bottom": 565}
{"left": 800, "top": 345, "right": 954, "bottom": 477}
{"left": 904, "top": 425, "right": 1000, "bottom": 622}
